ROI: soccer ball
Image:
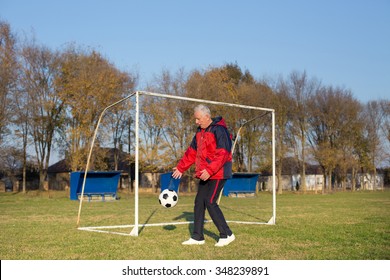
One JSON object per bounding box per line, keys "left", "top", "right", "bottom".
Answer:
{"left": 159, "top": 189, "right": 178, "bottom": 208}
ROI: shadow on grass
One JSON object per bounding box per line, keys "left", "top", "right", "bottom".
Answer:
{"left": 220, "top": 204, "right": 265, "bottom": 222}
{"left": 139, "top": 209, "right": 158, "bottom": 234}
{"left": 137, "top": 208, "right": 218, "bottom": 241}
{"left": 163, "top": 225, "right": 177, "bottom": 230}
{"left": 172, "top": 211, "right": 219, "bottom": 241}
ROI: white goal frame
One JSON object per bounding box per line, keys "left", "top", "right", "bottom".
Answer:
{"left": 77, "top": 91, "right": 276, "bottom": 236}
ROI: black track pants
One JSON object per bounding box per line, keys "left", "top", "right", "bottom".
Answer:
{"left": 192, "top": 179, "right": 233, "bottom": 240}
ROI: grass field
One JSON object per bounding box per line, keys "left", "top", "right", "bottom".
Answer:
{"left": 0, "top": 190, "right": 389, "bottom": 260}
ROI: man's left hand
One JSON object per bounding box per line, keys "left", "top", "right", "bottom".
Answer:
{"left": 199, "top": 169, "right": 211, "bottom": 181}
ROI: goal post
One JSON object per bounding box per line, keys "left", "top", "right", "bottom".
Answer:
{"left": 77, "top": 90, "right": 276, "bottom": 236}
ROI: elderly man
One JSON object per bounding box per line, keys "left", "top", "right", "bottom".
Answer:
{"left": 172, "top": 104, "right": 235, "bottom": 247}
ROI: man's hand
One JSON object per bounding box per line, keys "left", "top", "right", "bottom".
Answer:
{"left": 199, "top": 169, "right": 211, "bottom": 181}
{"left": 172, "top": 167, "right": 183, "bottom": 179}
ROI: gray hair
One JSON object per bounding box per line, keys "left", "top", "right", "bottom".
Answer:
{"left": 194, "top": 104, "right": 211, "bottom": 117}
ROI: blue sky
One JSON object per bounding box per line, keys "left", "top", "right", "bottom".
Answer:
{"left": 1, "top": 0, "right": 389, "bottom": 102}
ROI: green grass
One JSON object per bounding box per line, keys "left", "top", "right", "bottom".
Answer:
{"left": 0, "top": 190, "right": 389, "bottom": 260}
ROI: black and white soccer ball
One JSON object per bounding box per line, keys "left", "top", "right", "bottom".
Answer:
{"left": 159, "top": 189, "right": 178, "bottom": 208}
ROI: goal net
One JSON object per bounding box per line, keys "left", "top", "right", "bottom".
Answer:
{"left": 77, "top": 91, "right": 276, "bottom": 236}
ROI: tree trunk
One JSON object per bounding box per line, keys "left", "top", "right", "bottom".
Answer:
{"left": 22, "top": 140, "right": 27, "bottom": 193}
{"left": 328, "top": 170, "right": 332, "bottom": 192}
{"left": 22, "top": 165, "right": 26, "bottom": 193}
{"left": 322, "top": 172, "right": 328, "bottom": 194}
{"left": 301, "top": 133, "right": 307, "bottom": 193}
{"left": 342, "top": 178, "right": 346, "bottom": 191}
{"left": 277, "top": 165, "right": 283, "bottom": 194}
{"left": 351, "top": 167, "right": 356, "bottom": 191}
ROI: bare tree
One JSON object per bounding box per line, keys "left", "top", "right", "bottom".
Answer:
{"left": 0, "top": 21, "right": 18, "bottom": 143}
{"left": 361, "top": 100, "right": 389, "bottom": 189}
{"left": 379, "top": 100, "right": 390, "bottom": 157}
{"left": 152, "top": 68, "right": 193, "bottom": 165}
{"left": 19, "top": 43, "right": 64, "bottom": 190}
{"left": 138, "top": 93, "right": 167, "bottom": 170}
{"left": 104, "top": 70, "right": 137, "bottom": 170}
{"left": 270, "top": 77, "right": 294, "bottom": 194}
{"left": 12, "top": 83, "right": 31, "bottom": 193}
{"left": 287, "top": 71, "right": 320, "bottom": 193}
{"left": 332, "top": 91, "right": 362, "bottom": 191}
{"left": 234, "top": 81, "right": 273, "bottom": 173}
{"left": 308, "top": 86, "right": 362, "bottom": 192}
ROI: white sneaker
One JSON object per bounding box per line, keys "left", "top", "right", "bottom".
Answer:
{"left": 182, "top": 238, "right": 205, "bottom": 245}
{"left": 215, "top": 234, "right": 235, "bottom": 247}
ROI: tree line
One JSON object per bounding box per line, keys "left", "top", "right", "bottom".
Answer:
{"left": 1, "top": 20, "right": 389, "bottom": 193}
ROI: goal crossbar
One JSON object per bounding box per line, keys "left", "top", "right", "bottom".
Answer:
{"left": 76, "top": 91, "right": 277, "bottom": 236}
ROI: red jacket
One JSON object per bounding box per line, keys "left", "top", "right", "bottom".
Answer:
{"left": 176, "top": 117, "right": 232, "bottom": 180}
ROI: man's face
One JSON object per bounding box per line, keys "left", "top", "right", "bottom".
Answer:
{"left": 194, "top": 110, "right": 211, "bottom": 129}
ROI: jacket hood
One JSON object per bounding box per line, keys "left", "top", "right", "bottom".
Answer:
{"left": 211, "top": 116, "right": 227, "bottom": 128}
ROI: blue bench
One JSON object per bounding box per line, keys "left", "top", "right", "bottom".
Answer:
{"left": 223, "top": 173, "right": 259, "bottom": 197}
{"left": 160, "top": 172, "right": 181, "bottom": 192}
{"left": 70, "top": 171, "right": 121, "bottom": 201}
{"left": 228, "top": 190, "right": 256, "bottom": 197}
{"left": 80, "top": 192, "right": 117, "bottom": 202}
